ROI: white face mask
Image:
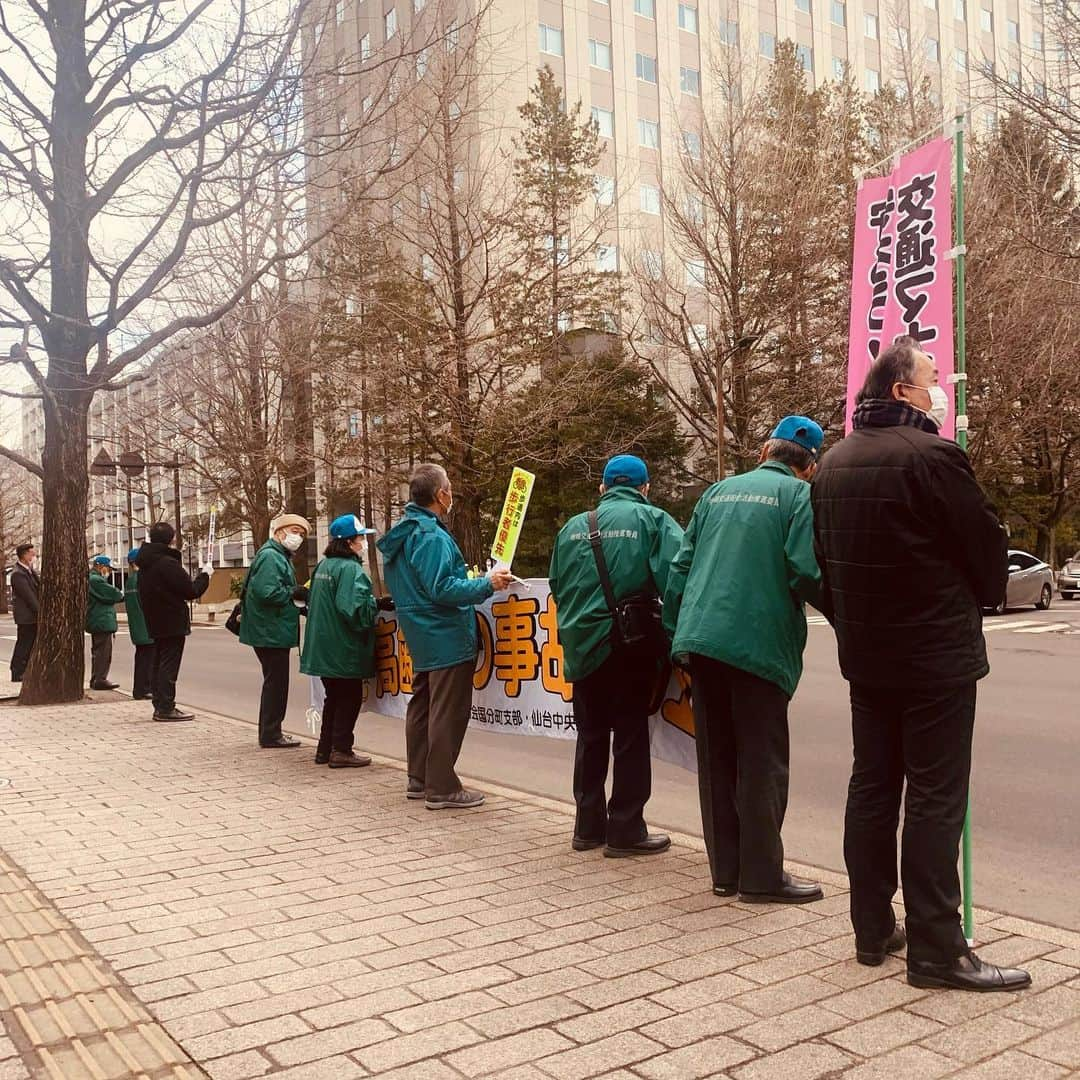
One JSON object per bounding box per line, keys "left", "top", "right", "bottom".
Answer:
{"left": 925, "top": 385, "right": 950, "bottom": 428}
{"left": 280, "top": 532, "right": 304, "bottom": 552}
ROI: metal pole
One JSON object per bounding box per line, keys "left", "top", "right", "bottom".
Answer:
{"left": 125, "top": 477, "right": 135, "bottom": 551}
{"left": 953, "top": 113, "right": 974, "bottom": 946}
{"left": 173, "top": 463, "right": 182, "bottom": 549}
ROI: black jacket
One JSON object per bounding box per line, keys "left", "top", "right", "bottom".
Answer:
{"left": 811, "top": 423, "right": 1008, "bottom": 689}
{"left": 136, "top": 543, "right": 209, "bottom": 639}
{"left": 11, "top": 562, "right": 40, "bottom": 625}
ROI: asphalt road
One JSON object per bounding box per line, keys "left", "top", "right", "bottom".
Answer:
{"left": 2, "top": 604, "right": 1077, "bottom": 928}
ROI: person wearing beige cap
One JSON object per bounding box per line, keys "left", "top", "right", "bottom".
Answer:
{"left": 239, "top": 514, "right": 312, "bottom": 747}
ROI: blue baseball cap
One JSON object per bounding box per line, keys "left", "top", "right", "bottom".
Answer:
{"left": 602, "top": 454, "right": 649, "bottom": 488}
{"left": 127, "top": 548, "right": 141, "bottom": 564}
{"left": 770, "top": 416, "right": 824, "bottom": 458}
{"left": 92, "top": 554, "right": 112, "bottom": 567}
{"left": 329, "top": 514, "right": 375, "bottom": 539}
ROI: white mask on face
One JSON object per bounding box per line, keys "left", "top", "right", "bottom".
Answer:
{"left": 281, "top": 532, "right": 304, "bottom": 552}
{"left": 925, "top": 385, "right": 950, "bottom": 428}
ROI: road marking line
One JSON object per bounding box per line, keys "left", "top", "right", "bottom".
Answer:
{"left": 1014, "top": 623, "right": 1071, "bottom": 634}
{"left": 982, "top": 621, "right": 1038, "bottom": 632}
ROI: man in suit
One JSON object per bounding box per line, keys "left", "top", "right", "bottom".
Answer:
{"left": 10, "top": 542, "right": 39, "bottom": 682}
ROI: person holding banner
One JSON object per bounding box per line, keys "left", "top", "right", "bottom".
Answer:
{"left": 549, "top": 454, "right": 683, "bottom": 858}
{"left": 301, "top": 515, "right": 385, "bottom": 768}
{"left": 125, "top": 548, "right": 154, "bottom": 700}
{"left": 378, "top": 464, "right": 513, "bottom": 809}
{"left": 665, "top": 418, "right": 825, "bottom": 904}
{"left": 812, "top": 339, "right": 1030, "bottom": 991}
{"left": 239, "top": 514, "right": 311, "bottom": 749}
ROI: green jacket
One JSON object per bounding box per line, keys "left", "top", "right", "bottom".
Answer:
{"left": 124, "top": 569, "right": 153, "bottom": 646}
{"left": 299, "top": 556, "right": 378, "bottom": 678}
{"left": 86, "top": 572, "right": 123, "bottom": 634}
{"left": 549, "top": 487, "right": 685, "bottom": 682}
{"left": 664, "top": 460, "right": 822, "bottom": 699}
{"left": 239, "top": 539, "right": 300, "bottom": 650}
{"left": 377, "top": 504, "right": 493, "bottom": 673}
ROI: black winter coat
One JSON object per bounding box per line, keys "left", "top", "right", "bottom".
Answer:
{"left": 811, "top": 424, "right": 1008, "bottom": 689}
{"left": 11, "top": 562, "right": 40, "bottom": 625}
{"left": 136, "top": 543, "right": 209, "bottom": 639}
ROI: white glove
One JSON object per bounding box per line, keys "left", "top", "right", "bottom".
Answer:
{"left": 200, "top": 562, "right": 214, "bottom": 576}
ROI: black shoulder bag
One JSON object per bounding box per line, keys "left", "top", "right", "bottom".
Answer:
{"left": 225, "top": 567, "right": 249, "bottom": 636}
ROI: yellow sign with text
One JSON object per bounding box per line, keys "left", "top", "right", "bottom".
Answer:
{"left": 490, "top": 467, "right": 536, "bottom": 568}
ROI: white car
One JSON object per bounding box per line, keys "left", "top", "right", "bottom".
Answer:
{"left": 988, "top": 549, "right": 1055, "bottom": 614}
{"left": 1058, "top": 552, "right": 1079, "bottom": 600}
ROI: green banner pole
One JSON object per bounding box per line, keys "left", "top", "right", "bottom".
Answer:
{"left": 952, "top": 112, "right": 974, "bottom": 945}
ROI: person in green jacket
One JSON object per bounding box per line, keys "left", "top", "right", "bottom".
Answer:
{"left": 300, "top": 514, "right": 383, "bottom": 768}
{"left": 86, "top": 555, "right": 124, "bottom": 690}
{"left": 124, "top": 548, "right": 154, "bottom": 700}
{"left": 240, "top": 514, "right": 311, "bottom": 749}
{"left": 378, "top": 464, "right": 513, "bottom": 809}
{"left": 549, "top": 454, "right": 684, "bottom": 859}
{"left": 665, "top": 416, "right": 825, "bottom": 904}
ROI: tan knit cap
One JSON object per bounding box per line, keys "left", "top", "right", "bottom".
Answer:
{"left": 270, "top": 514, "right": 311, "bottom": 535}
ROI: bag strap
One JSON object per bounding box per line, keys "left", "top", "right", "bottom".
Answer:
{"left": 587, "top": 510, "right": 619, "bottom": 615}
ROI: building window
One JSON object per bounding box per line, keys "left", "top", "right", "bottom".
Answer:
{"left": 416, "top": 47, "right": 429, "bottom": 77}
{"left": 684, "top": 194, "right": 704, "bottom": 224}
{"left": 956, "top": 48, "right": 968, "bottom": 70}
{"left": 421, "top": 253, "right": 435, "bottom": 280}
{"left": 1007, "top": 18, "right": 1019, "bottom": 41}
{"left": 336, "top": 0, "right": 345, "bottom": 24}
{"left": 896, "top": 26, "right": 909, "bottom": 46}
{"left": 1033, "top": 29, "right": 1043, "bottom": 48}
{"left": 638, "top": 118, "right": 660, "bottom": 148}
{"left": 680, "top": 67, "right": 701, "bottom": 95}
{"left": 796, "top": 43, "right": 813, "bottom": 72}
{"left": 685, "top": 258, "right": 706, "bottom": 287}
{"left": 634, "top": 0, "right": 656, "bottom": 17}
{"left": 640, "top": 184, "right": 661, "bottom": 214}
{"left": 636, "top": 53, "right": 658, "bottom": 82}
{"left": 448, "top": 100, "right": 461, "bottom": 119}
{"left": 1008, "top": 68, "right": 1021, "bottom": 86}
{"left": 596, "top": 245, "right": 618, "bottom": 273}
{"left": 360, "top": 32, "right": 370, "bottom": 59}
{"left": 795, "top": 0, "right": 810, "bottom": 13}
{"left": 831, "top": 0, "right": 846, "bottom": 26}
{"left": 955, "top": 0, "right": 965, "bottom": 19}
{"left": 592, "top": 106, "right": 615, "bottom": 138}
{"left": 866, "top": 68, "right": 881, "bottom": 91}
{"left": 1034, "top": 79, "right": 1046, "bottom": 98}
{"left": 865, "top": 12, "right": 878, "bottom": 37}
{"left": 446, "top": 18, "right": 459, "bottom": 50}
{"left": 589, "top": 39, "right": 613, "bottom": 69}
{"left": 832, "top": 56, "right": 846, "bottom": 79}
{"left": 594, "top": 175, "right": 615, "bottom": 206}
{"left": 384, "top": 7, "right": 397, "bottom": 38}
{"left": 414, "top": 0, "right": 425, "bottom": 9}
{"left": 924, "top": 0, "right": 937, "bottom": 9}
{"left": 980, "top": 7, "right": 992, "bottom": 31}
{"left": 642, "top": 250, "right": 663, "bottom": 280}
{"left": 682, "top": 130, "right": 702, "bottom": 158}
{"left": 926, "top": 37, "right": 940, "bottom": 61}
{"left": 718, "top": 19, "right": 738, "bottom": 44}
{"left": 539, "top": 23, "right": 563, "bottom": 55}
{"left": 759, "top": 31, "right": 776, "bottom": 58}
{"left": 362, "top": 94, "right": 372, "bottom": 113}
{"left": 678, "top": 4, "right": 699, "bottom": 32}
{"left": 690, "top": 324, "right": 707, "bottom": 350}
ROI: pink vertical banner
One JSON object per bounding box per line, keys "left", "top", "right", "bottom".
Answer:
{"left": 846, "top": 137, "right": 955, "bottom": 438}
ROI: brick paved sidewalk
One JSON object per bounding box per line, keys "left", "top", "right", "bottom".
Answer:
{"left": 0, "top": 696, "right": 1077, "bottom": 1080}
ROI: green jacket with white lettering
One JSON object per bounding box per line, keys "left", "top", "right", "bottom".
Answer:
{"left": 664, "top": 460, "right": 822, "bottom": 699}
{"left": 549, "top": 486, "right": 685, "bottom": 682}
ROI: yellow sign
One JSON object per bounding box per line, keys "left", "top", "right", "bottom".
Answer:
{"left": 490, "top": 467, "right": 536, "bottom": 567}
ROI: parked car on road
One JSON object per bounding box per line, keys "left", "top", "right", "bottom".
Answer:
{"left": 1058, "top": 552, "right": 1080, "bottom": 601}
{"left": 985, "top": 550, "right": 1055, "bottom": 614}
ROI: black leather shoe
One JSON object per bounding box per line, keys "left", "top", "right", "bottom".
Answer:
{"left": 261, "top": 736, "right": 301, "bottom": 748}
{"left": 907, "top": 952, "right": 1032, "bottom": 992}
{"left": 856, "top": 925, "right": 907, "bottom": 966}
{"left": 132, "top": 693, "right": 152, "bottom": 701}
{"left": 315, "top": 751, "right": 330, "bottom": 765}
{"left": 90, "top": 681, "right": 119, "bottom": 691}
{"left": 713, "top": 883, "right": 738, "bottom": 897}
{"left": 740, "top": 872, "right": 824, "bottom": 905}
{"left": 604, "top": 834, "right": 671, "bottom": 858}
{"left": 572, "top": 837, "right": 605, "bottom": 851}
{"left": 153, "top": 708, "right": 195, "bottom": 722}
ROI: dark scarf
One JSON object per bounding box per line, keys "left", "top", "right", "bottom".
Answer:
{"left": 852, "top": 398, "right": 940, "bottom": 436}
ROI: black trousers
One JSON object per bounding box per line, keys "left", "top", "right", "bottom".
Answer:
{"left": 133, "top": 644, "right": 155, "bottom": 698}
{"left": 10, "top": 624, "right": 36, "bottom": 680}
{"left": 406, "top": 660, "right": 476, "bottom": 797}
{"left": 690, "top": 655, "right": 791, "bottom": 892}
{"left": 151, "top": 636, "right": 186, "bottom": 713}
{"left": 318, "top": 677, "right": 365, "bottom": 756}
{"left": 571, "top": 647, "right": 654, "bottom": 848}
{"left": 90, "top": 631, "right": 114, "bottom": 686}
{"left": 254, "top": 647, "right": 291, "bottom": 745}
{"left": 845, "top": 681, "right": 976, "bottom": 963}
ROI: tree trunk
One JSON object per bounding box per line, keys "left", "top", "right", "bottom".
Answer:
{"left": 20, "top": 390, "right": 91, "bottom": 704}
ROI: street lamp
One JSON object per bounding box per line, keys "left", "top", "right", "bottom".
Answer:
{"left": 90, "top": 447, "right": 184, "bottom": 548}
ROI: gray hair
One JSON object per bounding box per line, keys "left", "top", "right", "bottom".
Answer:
{"left": 764, "top": 439, "right": 816, "bottom": 472}
{"left": 409, "top": 463, "right": 450, "bottom": 506}
{"left": 857, "top": 335, "right": 922, "bottom": 403}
